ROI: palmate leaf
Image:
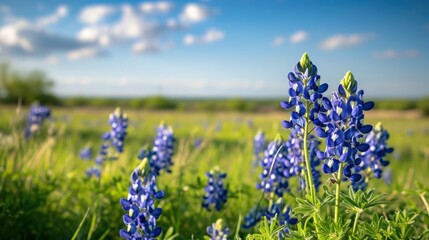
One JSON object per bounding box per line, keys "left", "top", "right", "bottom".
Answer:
{"left": 246, "top": 216, "right": 285, "bottom": 240}
{"left": 316, "top": 216, "right": 351, "bottom": 240}
{"left": 284, "top": 223, "right": 314, "bottom": 240}
{"left": 294, "top": 195, "right": 321, "bottom": 218}
{"left": 361, "top": 213, "right": 386, "bottom": 240}
{"left": 340, "top": 187, "right": 388, "bottom": 214}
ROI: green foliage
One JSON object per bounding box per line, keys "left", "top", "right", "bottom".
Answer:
{"left": 373, "top": 99, "right": 418, "bottom": 110}
{"left": 418, "top": 97, "right": 429, "bottom": 116}
{"left": 246, "top": 216, "right": 285, "bottom": 240}
{"left": 340, "top": 187, "right": 387, "bottom": 214}
{"left": 316, "top": 217, "right": 351, "bottom": 240}
{"left": 0, "top": 108, "right": 428, "bottom": 239}
{"left": 0, "top": 63, "right": 59, "bottom": 105}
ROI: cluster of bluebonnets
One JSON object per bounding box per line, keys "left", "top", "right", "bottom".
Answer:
{"left": 266, "top": 199, "right": 298, "bottom": 238}
{"left": 120, "top": 158, "right": 165, "bottom": 239}
{"left": 241, "top": 52, "right": 394, "bottom": 235}
{"left": 119, "top": 122, "right": 176, "bottom": 239}
{"left": 79, "top": 107, "right": 128, "bottom": 178}
{"left": 25, "top": 104, "right": 51, "bottom": 137}
{"left": 70, "top": 52, "right": 395, "bottom": 238}
{"left": 206, "top": 219, "right": 231, "bottom": 240}
{"left": 202, "top": 168, "right": 228, "bottom": 211}
{"left": 352, "top": 122, "right": 394, "bottom": 191}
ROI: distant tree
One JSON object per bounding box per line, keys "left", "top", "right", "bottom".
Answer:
{"left": 0, "top": 63, "right": 59, "bottom": 105}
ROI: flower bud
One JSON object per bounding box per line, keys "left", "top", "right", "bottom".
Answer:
{"left": 215, "top": 219, "right": 225, "bottom": 230}
{"left": 374, "top": 122, "right": 383, "bottom": 132}
{"left": 340, "top": 71, "right": 357, "bottom": 95}
{"left": 299, "top": 52, "right": 312, "bottom": 73}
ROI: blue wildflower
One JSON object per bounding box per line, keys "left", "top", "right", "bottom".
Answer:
{"left": 351, "top": 122, "right": 393, "bottom": 191}
{"left": 202, "top": 168, "right": 228, "bottom": 211}
{"left": 84, "top": 108, "right": 128, "bottom": 178}
{"left": 253, "top": 130, "right": 266, "bottom": 168}
{"left": 206, "top": 219, "right": 230, "bottom": 240}
{"left": 119, "top": 158, "right": 164, "bottom": 240}
{"left": 281, "top": 52, "right": 329, "bottom": 130}
{"left": 25, "top": 104, "right": 51, "bottom": 137}
{"left": 79, "top": 147, "right": 93, "bottom": 160}
{"left": 359, "top": 122, "right": 394, "bottom": 179}
{"left": 152, "top": 123, "right": 175, "bottom": 173}
{"left": 85, "top": 166, "right": 101, "bottom": 178}
{"left": 194, "top": 138, "right": 202, "bottom": 148}
{"left": 242, "top": 206, "right": 267, "bottom": 229}
{"left": 315, "top": 71, "right": 374, "bottom": 183}
{"left": 256, "top": 135, "right": 290, "bottom": 197}
{"left": 266, "top": 199, "right": 298, "bottom": 238}
{"left": 107, "top": 108, "right": 128, "bottom": 153}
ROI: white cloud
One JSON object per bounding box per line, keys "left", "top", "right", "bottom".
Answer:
{"left": 373, "top": 49, "right": 419, "bottom": 59}
{"left": 0, "top": 12, "right": 88, "bottom": 58}
{"left": 320, "top": 34, "right": 371, "bottom": 50}
{"left": 36, "top": 5, "right": 68, "bottom": 27}
{"left": 183, "top": 28, "right": 224, "bottom": 45}
{"left": 132, "top": 41, "right": 159, "bottom": 53}
{"left": 140, "top": 1, "right": 173, "bottom": 14}
{"left": 290, "top": 30, "right": 308, "bottom": 43}
{"left": 112, "top": 5, "right": 145, "bottom": 38}
{"left": 76, "top": 26, "right": 111, "bottom": 46}
{"left": 272, "top": 36, "right": 285, "bottom": 46}
{"left": 180, "top": 4, "right": 214, "bottom": 23}
{"left": 79, "top": 5, "right": 115, "bottom": 25}
{"left": 67, "top": 47, "right": 104, "bottom": 60}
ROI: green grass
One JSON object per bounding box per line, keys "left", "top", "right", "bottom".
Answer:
{"left": 0, "top": 106, "right": 428, "bottom": 239}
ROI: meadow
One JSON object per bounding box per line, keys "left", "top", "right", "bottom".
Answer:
{"left": 0, "top": 105, "right": 428, "bottom": 239}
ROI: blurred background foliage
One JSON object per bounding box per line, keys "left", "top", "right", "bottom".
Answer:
{"left": 1, "top": 63, "right": 429, "bottom": 115}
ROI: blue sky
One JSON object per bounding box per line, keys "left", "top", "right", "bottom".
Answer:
{"left": 0, "top": 0, "right": 428, "bottom": 98}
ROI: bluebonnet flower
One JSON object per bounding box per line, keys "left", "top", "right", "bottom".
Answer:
{"left": 194, "top": 138, "right": 202, "bottom": 148}
{"left": 359, "top": 122, "right": 394, "bottom": 179}
{"left": 351, "top": 178, "right": 367, "bottom": 192}
{"left": 266, "top": 199, "right": 298, "bottom": 238}
{"left": 242, "top": 206, "right": 267, "bottom": 229}
{"left": 86, "top": 166, "right": 101, "bottom": 178}
{"left": 119, "top": 158, "right": 165, "bottom": 240}
{"left": 281, "top": 52, "right": 328, "bottom": 130}
{"left": 383, "top": 168, "right": 392, "bottom": 185}
{"left": 315, "top": 71, "right": 374, "bottom": 183}
{"left": 79, "top": 147, "right": 93, "bottom": 160}
{"left": 254, "top": 130, "right": 266, "bottom": 159}
{"left": 202, "top": 168, "right": 228, "bottom": 211}
{"left": 83, "top": 108, "right": 128, "bottom": 178}
{"left": 25, "top": 104, "right": 51, "bottom": 137}
{"left": 137, "top": 123, "right": 175, "bottom": 177}
{"left": 256, "top": 135, "right": 290, "bottom": 197}
{"left": 206, "top": 219, "right": 230, "bottom": 240}
{"left": 351, "top": 122, "right": 394, "bottom": 191}
{"left": 284, "top": 127, "right": 303, "bottom": 178}
{"left": 152, "top": 123, "right": 175, "bottom": 173}
{"left": 94, "top": 143, "right": 110, "bottom": 165}
{"left": 106, "top": 108, "right": 128, "bottom": 153}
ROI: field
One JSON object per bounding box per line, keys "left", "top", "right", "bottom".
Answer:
{"left": 0, "top": 106, "right": 429, "bottom": 239}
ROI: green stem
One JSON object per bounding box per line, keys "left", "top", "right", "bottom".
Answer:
{"left": 303, "top": 117, "right": 315, "bottom": 200}
{"left": 334, "top": 162, "right": 344, "bottom": 224}
{"left": 419, "top": 194, "right": 429, "bottom": 216}
{"left": 352, "top": 212, "right": 361, "bottom": 235}
{"left": 302, "top": 88, "right": 320, "bottom": 234}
